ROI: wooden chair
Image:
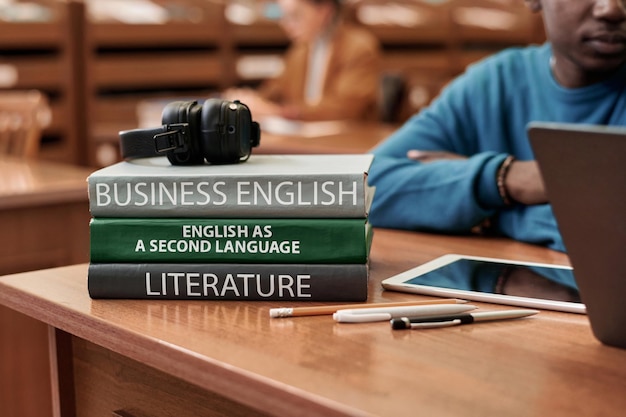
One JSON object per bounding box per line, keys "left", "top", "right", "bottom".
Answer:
{"left": 378, "top": 71, "right": 452, "bottom": 123}
{"left": 0, "top": 90, "right": 50, "bottom": 158}
{"left": 349, "top": 1, "right": 455, "bottom": 123}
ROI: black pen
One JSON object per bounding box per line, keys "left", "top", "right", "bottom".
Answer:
{"left": 390, "top": 309, "right": 539, "bottom": 330}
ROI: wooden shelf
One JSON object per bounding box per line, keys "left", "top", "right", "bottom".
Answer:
{"left": 230, "top": 23, "right": 288, "bottom": 46}
{"left": 225, "top": 1, "right": 287, "bottom": 86}
{"left": 0, "top": 56, "right": 63, "bottom": 89}
{"left": 1, "top": 0, "right": 546, "bottom": 166}
{"left": 92, "top": 23, "right": 223, "bottom": 48}
{"left": 352, "top": 1, "right": 452, "bottom": 46}
{"left": 350, "top": 0, "right": 545, "bottom": 121}
{"left": 448, "top": 0, "right": 545, "bottom": 72}
{"left": 225, "top": 0, "right": 287, "bottom": 46}
{"left": 93, "top": 52, "right": 223, "bottom": 89}
{"left": 0, "top": 22, "right": 63, "bottom": 48}
{"left": 0, "top": 1, "right": 85, "bottom": 165}
{"left": 83, "top": 0, "right": 230, "bottom": 167}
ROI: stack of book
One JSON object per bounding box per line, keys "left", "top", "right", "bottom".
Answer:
{"left": 86, "top": 154, "right": 375, "bottom": 301}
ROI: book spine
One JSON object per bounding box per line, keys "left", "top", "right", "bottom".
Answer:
{"left": 90, "top": 218, "right": 371, "bottom": 264}
{"left": 88, "top": 174, "right": 370, "bottom": 218}
{"left": 88, "top": 263, "right": 369, "bottom": 301}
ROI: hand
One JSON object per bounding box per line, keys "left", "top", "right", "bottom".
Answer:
{"left": 406, "top": 150, "right": 467, "bottom": 162}
{"left": 407, "top": 150, "right": 548, "bottom": 206}
{"left": 504, "top": 160, "right": 548, "bottom": 205}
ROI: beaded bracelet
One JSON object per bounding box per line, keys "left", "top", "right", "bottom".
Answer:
{"left": 496, "top": 155, "right": 516, "bottom": 206}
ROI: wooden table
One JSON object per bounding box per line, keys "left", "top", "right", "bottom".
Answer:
{"left": 1, "top": 229, "right": 624, "bottom": 417}
{"left": 0, "top": 157, "right": 94, "bottom": 417}
{"left": 0, "top": 157, "right": 93, "bottom": 275}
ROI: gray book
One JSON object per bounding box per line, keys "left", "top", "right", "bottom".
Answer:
{"left": 88, "top": 154, "right": 375, "bottom": 218}
{"left": 88, "top": 262, "right": 369, "bottom": 301}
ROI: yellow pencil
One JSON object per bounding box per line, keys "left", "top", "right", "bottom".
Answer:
{"left": 269, "top": 299, "right": 467, "bottom": 318}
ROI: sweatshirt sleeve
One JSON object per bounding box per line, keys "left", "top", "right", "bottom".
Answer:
{"left": 368, "top": 63, "right": 510, "bottom": 233}
{"left": 368, "top": 152, "right": 506, "bottom": 232}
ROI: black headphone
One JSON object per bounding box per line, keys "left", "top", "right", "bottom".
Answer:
{"left": 119, "top": 98, "right": 261, "bottom": 165}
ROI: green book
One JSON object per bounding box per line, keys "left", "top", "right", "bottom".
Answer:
{"left": 90, "top": 217, "right": 373, "bottom": 264}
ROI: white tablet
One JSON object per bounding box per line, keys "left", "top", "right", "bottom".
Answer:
{"left": 381, "top": 254, "right": 585, "bottom": 314}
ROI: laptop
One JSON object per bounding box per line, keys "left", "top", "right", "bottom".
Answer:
{"left": 528, "top": 122, "right": 626, "bottom": 349}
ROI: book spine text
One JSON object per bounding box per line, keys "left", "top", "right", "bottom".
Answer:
{"left": 88, "top": 263, "right": 369, "bottom": 301}
{"left": 88, "top": 174, "right": 369, "bottom": 218}
{"left": 90, "top": 218, "right": 371, "bottom": 263}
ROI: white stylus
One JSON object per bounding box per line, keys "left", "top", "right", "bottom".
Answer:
{"left": 333, "top": 304, "right": 476, "bottom": 323}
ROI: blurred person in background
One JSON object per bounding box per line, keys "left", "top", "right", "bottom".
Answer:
{"left": 224, "top": 0, "right": 381, "bottom": 121}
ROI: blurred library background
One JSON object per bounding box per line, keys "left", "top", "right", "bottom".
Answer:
{"left": 0, "top": 0, "right": 544, "bottom": 167}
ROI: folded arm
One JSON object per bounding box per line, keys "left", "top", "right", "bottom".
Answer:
{"left": 368, "top": 151, "right": 505, "bottom": 232}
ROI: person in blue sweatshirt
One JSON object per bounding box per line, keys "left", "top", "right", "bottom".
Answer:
{"left": 367, "top": 0, "right": 626, "bottom": 252}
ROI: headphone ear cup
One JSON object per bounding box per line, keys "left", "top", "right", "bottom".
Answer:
{"left": 163, "top": 101, "right": 205, "bottom": 165}
{"left": 201, "top": 99, "right": 255, "bottom": 164}
{"left": 200, "top": 99, "right": 234, "bottom": 164}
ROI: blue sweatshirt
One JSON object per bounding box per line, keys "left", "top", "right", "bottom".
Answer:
{"left": 368, "top": 43, "right": 626, "bottom": 252}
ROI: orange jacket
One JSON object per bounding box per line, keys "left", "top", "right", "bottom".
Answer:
{"left": 258, "top": 21, "right": 381, "bottom": 121}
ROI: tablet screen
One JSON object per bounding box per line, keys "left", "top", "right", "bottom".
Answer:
{"left": 404, "top": 258, "right": 581, "bottom": 304}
